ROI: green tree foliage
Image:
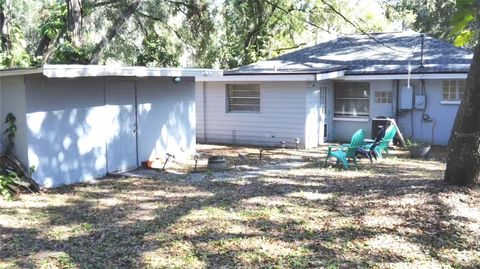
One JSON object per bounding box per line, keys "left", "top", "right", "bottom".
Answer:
{"left": 175, "top": 0, "right": 218, "bottom": 67}
{"left": 0, "top": 0, "right": 401, "bottom": 68}
{"left": 222, "top": 0, "right": 393, "bottom": 68}
{"left": 137, "top": 32, "right": 182, "bottom": 67}
{"left": 383, "top": 0, "right": 478, "bottom": 47}
{"left": 0, "top": 0, "right": 40, "bottom": 67}
{"left": 222, "top": 0, "right": 307, "bottom": 68}
{"left": 449, "top": 0, "right": 478, "bottom": 46}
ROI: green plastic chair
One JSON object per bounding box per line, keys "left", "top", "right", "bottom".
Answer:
{"left": 365, "top": 125, "right": 397, "bottom": 159}
{"left": 324, "top": 129, "right": 365, "bottom": 169}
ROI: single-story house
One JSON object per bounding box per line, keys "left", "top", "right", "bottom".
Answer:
{"left": 0, "top": 65, "right": 222, "bottom": 187}
{"left": 195, "top": 31, "right": 473, "bottom": 148}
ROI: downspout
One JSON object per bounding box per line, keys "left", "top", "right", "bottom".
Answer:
{"left": 392, "top": 79, "right": 398, "bottom": 117}
{"left": 394, "top": 79, "right": 407, "bottom": 147}
{"left": 419, "top": 33, "right": 436, "bottom": 144}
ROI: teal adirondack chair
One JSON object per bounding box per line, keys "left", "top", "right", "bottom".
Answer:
{"left": 365, "top": 125, "right": 397, "bottom": 159}
{"left": 324, "top": 129, "right": 365, "bottom": 169}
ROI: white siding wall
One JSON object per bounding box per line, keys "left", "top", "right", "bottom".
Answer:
{"left": 195, "top": 82, "right": 206, "bottom": 142}
{"left": 24, "top": 75, "right": 196, "bottom": 188}
{"left": 25, "top": 75, "right": 107, "bottom": 187}
{"left": 137, "top": 77, "right": 196, "bottom": 161}
{"left": 198, "top": 81, "right": 308, "bottom": 148}
{"left": 0, "top": 76, "right": 28, "bottom": 166}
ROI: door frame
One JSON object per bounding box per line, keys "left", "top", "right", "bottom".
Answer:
{"left": 104, "top": 78, "right": 139, "bottom": 173}
{"left": 318, "top": 83, "right": 328, "bottom": 145}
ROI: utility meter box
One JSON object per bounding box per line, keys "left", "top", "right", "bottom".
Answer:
{"left": 414, "top": 95, "right": 426, "bottom": 109}
{"left": 399, "top": 86, "right": 413, "bottom": 110}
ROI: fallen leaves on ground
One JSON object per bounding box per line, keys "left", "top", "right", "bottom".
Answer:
{"left": 1, "top": 145, "right": 479, "bottom": 268}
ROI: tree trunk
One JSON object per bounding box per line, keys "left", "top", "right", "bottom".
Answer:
{"left": 89, "top": 0, "right": 142, "bottom": 64}
{"left": 35, "top": 36, "right": 51, "bottom": 57}
{"left": 66, "top": 0, "right": 82, "bottom": 46}
{"left": 444, "top": 37, "right": 480, "bottom": 187}
{"left": 0, "top": 9, "right": 6, "bottom": 51}
{"left": 0, "top": 0, "right": 10, "bottom": 52}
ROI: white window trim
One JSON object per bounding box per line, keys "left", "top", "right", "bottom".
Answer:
{"left": 374, "top": 91, "right": 393, "bottom": 104}
{"left": 440, "top": 100, "right": 461, "bottom": 105}
{"left": 226, "top": 83, "right": 261, "bottom": 114}
{"left": 334, "top": 82, "right": 370, "bottom": 119}
{"left": 442, "top": 80, "right": 465, "bottom": 102}
{"left": 333, "top": 117, "right": 369, "bottom": 122}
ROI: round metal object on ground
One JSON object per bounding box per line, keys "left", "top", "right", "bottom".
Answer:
{"left": 410, "top": 145, "right": 431, "bottom": 158}
{"left": 207, "top": 156, "right": 227, "bottom": 169}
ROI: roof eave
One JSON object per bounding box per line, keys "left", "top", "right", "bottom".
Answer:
{"left": 0, "top": 67, "right": 43, "bottom": 77}
{"left": 42, "top": 64, "right": 223, "bottom": 78}
{"left": 338, "top": 72, "right": 469, "bottom": 81}
{"left": 198, "top": 70, "right": 346, "bottom": 82}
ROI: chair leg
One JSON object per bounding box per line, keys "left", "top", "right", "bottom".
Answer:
{"left": 325, "top": 147, "right": 332, "bottom": 168}
{"left": 340, "top": 158, "right": 349, "bottom": 169}
{"left": 353, "top": 157, "right": 358, "bottom": 170}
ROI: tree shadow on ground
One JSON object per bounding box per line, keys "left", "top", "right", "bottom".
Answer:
{"left": 1, "top": 148, "right": 479, "bottom": 268}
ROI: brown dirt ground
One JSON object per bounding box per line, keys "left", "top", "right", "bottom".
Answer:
{"left": 1, "top": 144, "right": 479, "bottom": 268}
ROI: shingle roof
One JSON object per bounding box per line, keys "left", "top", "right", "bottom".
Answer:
{"left": 226, "top": 32, "right": 473, "bottom": 76}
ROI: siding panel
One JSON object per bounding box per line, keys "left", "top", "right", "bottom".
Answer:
{"left": 198, "top": 81, "right": 307, "bottom": 147}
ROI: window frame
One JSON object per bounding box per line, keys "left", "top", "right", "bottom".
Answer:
{"left": 374, "top": 91, "right": 392, "bottom": 104}
{"left": 333, "top": 82, "right": 370, "bottom": 120}
{"left": 225, "top": 84, "right": 261, "bottom": 113}
{"left": 442, "top": 80, "right": 466, "bottom": 104}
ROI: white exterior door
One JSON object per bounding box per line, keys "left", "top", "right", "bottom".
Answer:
{"left": 318, "top": 84, "right": 328, "bottom": 145}
{"left": 106, "top": 81, "right": 137, "bottom": 173}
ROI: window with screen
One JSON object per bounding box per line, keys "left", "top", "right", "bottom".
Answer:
{"left": 226, "top": 84, "right": 260, "bottom": 113}
{"left": 443, "top": 80, "right": 466, "bottom": 101}
{"left": 334, "top": 82, "right": 370, "bottom": 118}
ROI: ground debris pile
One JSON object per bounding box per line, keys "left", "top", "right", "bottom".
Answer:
{"left": 0, "top": 154, "right": 39, "bottom": 198}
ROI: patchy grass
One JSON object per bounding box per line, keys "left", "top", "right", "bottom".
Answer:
{"left": 1, "top": 145, "right": 479, "bottom": 268}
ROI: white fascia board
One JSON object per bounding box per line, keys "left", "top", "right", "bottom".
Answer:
{"left": 315, "top": 70, "right": 345, "bottom": 81}
{"left": 337, "top": 73, "right": 468, "bottom": 81}
{"left": 42, "top": 64, "right": 223, "bottom": 78}
{"left": 0, "top": 68, "right": 43, "bottom": 77}
{"left": 197, "top": 74, "right": 316, "bottom": 82}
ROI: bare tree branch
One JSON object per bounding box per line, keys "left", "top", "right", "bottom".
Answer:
{"left": 319, "top": 0, "right": 398, "bottom": 52}
{"left": 135, "top": 10, "right": 183, "bottom": 40}
{"left": 262, "top": 0, "right": 332, "bottom": 34}
{"left": 133, "top": 13, "right": 148, "bottom": 36}
{"left": 89, "top": 0, "right": 143, "bottom": 64}
{"left": 274, "top": 42, "right": 307, "bottom": 53}
{"left": 262, "top": 0, "right": 402, "bottom": 55}
{"left": 89, "top": 0, "right": 120, "bottom": 8}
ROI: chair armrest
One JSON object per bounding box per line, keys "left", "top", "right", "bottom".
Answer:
{"left": 327, "top": 145, "right": 344, "bottom": 152}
